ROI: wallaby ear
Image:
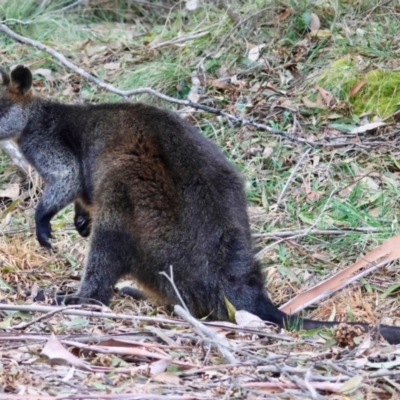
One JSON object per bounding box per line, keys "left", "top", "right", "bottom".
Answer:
{"left": 0, "top": 68, "right": 10, "bottom": 86}
{"left": 10, "top": 65, "right": 32, "bottom": 95}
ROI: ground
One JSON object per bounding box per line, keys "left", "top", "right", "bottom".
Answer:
{"left": 1, "top": 1, "right": 400, "bottom": 398}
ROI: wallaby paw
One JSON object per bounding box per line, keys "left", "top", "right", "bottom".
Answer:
{"left": 74, "top": 214, "right": 91, "bottom": 237}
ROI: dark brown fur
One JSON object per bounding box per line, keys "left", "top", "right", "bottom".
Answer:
{"left": 1, "top": 65, "right": 400, "bottom": 344}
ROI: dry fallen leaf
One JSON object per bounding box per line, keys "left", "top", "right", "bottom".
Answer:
{"left": 262, "top": 147, "right": 274, "bottom": 158}
{"left": 150, "top": 359, "right": 171, "bottom": 375}
{"left": 317, "top": 86, "right": 334, "bottom": 106}
{"left": 309, "top": 13, "right": 321, "bottom": 31}
{"left": 308, "top": 29, "right": 332, "bottom": 37}
{"left": 306, "top": 190, "right": 321, "bottom": 202}
{"left": 235, "top": 310, "right": 266, "bottom": 329}
{"left": 33, "top": 68, "right": 55, "bottom": 82}
{"left": 103, "top": 62, "right": 120, "bottom": 70}
{"left": 349, "top": 79, "right": 367, "bottom": 97}
{"left": 302, "top": 97, "right": 326, "bottom": 109}
{"left": 248, "top": 44, "right": 266, "bottom": 62}
{"left": 0, "top": 183, "right": 19, "bottom": 199}
{"left": 186, "top": 0, "right": 198, "bottom": 10}
{"left": 153, "top": 372, "right": 181, "bottom": 385}
{"left": 210, "top": 79, "right": 229, "bottom": 90}
{"left": 349, "top": 122, "right": 386, "bottom": 134}
{"left": 41, "top": 334, "right": 92, "bottom": 371}
{"left": 273, "top": 8, "right": 293, "bottom": 23}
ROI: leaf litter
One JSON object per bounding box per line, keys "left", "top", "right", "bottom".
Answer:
{"left": 1, "top": 1, "right": 400, "bottom": 398}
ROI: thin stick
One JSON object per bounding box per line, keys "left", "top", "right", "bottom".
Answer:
{"left": 48, "top": 0, "right": 82, "bottom": 13}
{"left": 0, "top": 394, "right": 199, "bottom": 400}
{"left": 0, "top": 22, "right": 333, "bottom": 148}
{"left": 174, "top": 305, "right": 237, "bottom": 364}
{"left": 253, "top": 227, "right": 389, "bottom": 238}
{"left": 304, "top": 368, "right": 320, "bottom": 400}
{"left": 13, "top": 304, "right": 102, "bottom": 330}
{"left": 149, "top": 30, "right": 210, "bottom": 50}
{"left": 214, "top": 7, "right": 270, "bottom": 55}
{"left": 256, "top": 171, "right": 376, "bottom": 258}
{"left": 255, "top": 186, "right": 336, "bottom": 258}
{"left": 0, "top": 303, "right": 296, "bottom": 341}
{"left": 0, "top": 303, "right": 186, "bottom": 325}
{"left": 273, "top": 148, "right": 312, "bottom": 210}
{"left": 159, "top": 265, "right": 190, "bottom": 313}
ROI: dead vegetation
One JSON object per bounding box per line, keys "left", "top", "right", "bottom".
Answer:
{"left": 1, "top": 0, "right": 400, "bottom": 398}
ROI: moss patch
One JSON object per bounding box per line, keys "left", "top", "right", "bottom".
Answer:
{"left": 352, "top": 69, "right": 400, "bottom": 118}
{"left": 317, "top": 57, "right": 360, "bottom": 101}
{"left": 318, "top": 57, "right": 400, "bottom": 118}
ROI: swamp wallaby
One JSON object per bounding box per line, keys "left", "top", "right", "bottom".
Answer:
{"left": 0, "top": 65, "right": 399, "bottom": 344}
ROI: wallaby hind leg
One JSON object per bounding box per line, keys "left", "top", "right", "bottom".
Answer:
{"left": 59, "top": 222, "right": 134, "bottom": 306}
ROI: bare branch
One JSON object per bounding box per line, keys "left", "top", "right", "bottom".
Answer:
{"left": 174, "top": 305, "right": 237, "bottom": 364}
{"left": 273, "top": 148, "right": 312, "bottom": 210}
{"left": 159, "top": 265, "right": 190, "bottom": 313}
{"left": 149, "top": 30, "right": 210, "bottom": 50}
{"left": 253, "top": 227, "right": 389, "bottom": 238}
{"left": 0, "top": 22, "right": 327, "bottom": 148}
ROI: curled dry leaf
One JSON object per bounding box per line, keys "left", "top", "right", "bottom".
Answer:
{"left": 103, "top": 62, "right": 120, "bottom": 70}
{"left": 210, "top": 79, "right": 229, "bottom": 90}
{"left": 263, "top": 147, "right": 274, "bottom": 158}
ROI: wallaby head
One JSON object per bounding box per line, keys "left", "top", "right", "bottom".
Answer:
{"left": 0, "top": 65, "right": 33, "bottom": 139}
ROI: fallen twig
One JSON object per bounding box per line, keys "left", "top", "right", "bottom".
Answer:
{"left": 256, "top": 171, "right": 380, "bottom": 258}
{"left": 160, "top": 266, "right": 190, "bottom": 313}
{"left": 273, "top": 148, "right": 312, "bottom": 210}
{"left": 253, "top": 227, "right": 390, "bottom": 238}
{"left": 0, "top": 22, "right": 331, "bottom": 148}
{"left": 150, "top": 30, "right": 210, "bottom": 50}
{"left": 174, "top": 305, "right": 237, "bottom": 364}
{"left": 0, "top": 395, "right": 200, "bottom": 400}
{"left": 12, "top": 304, "right": 103, "bottom": 330}
{"left": 0, "top": 303, "right": 296, "bottom": 341}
